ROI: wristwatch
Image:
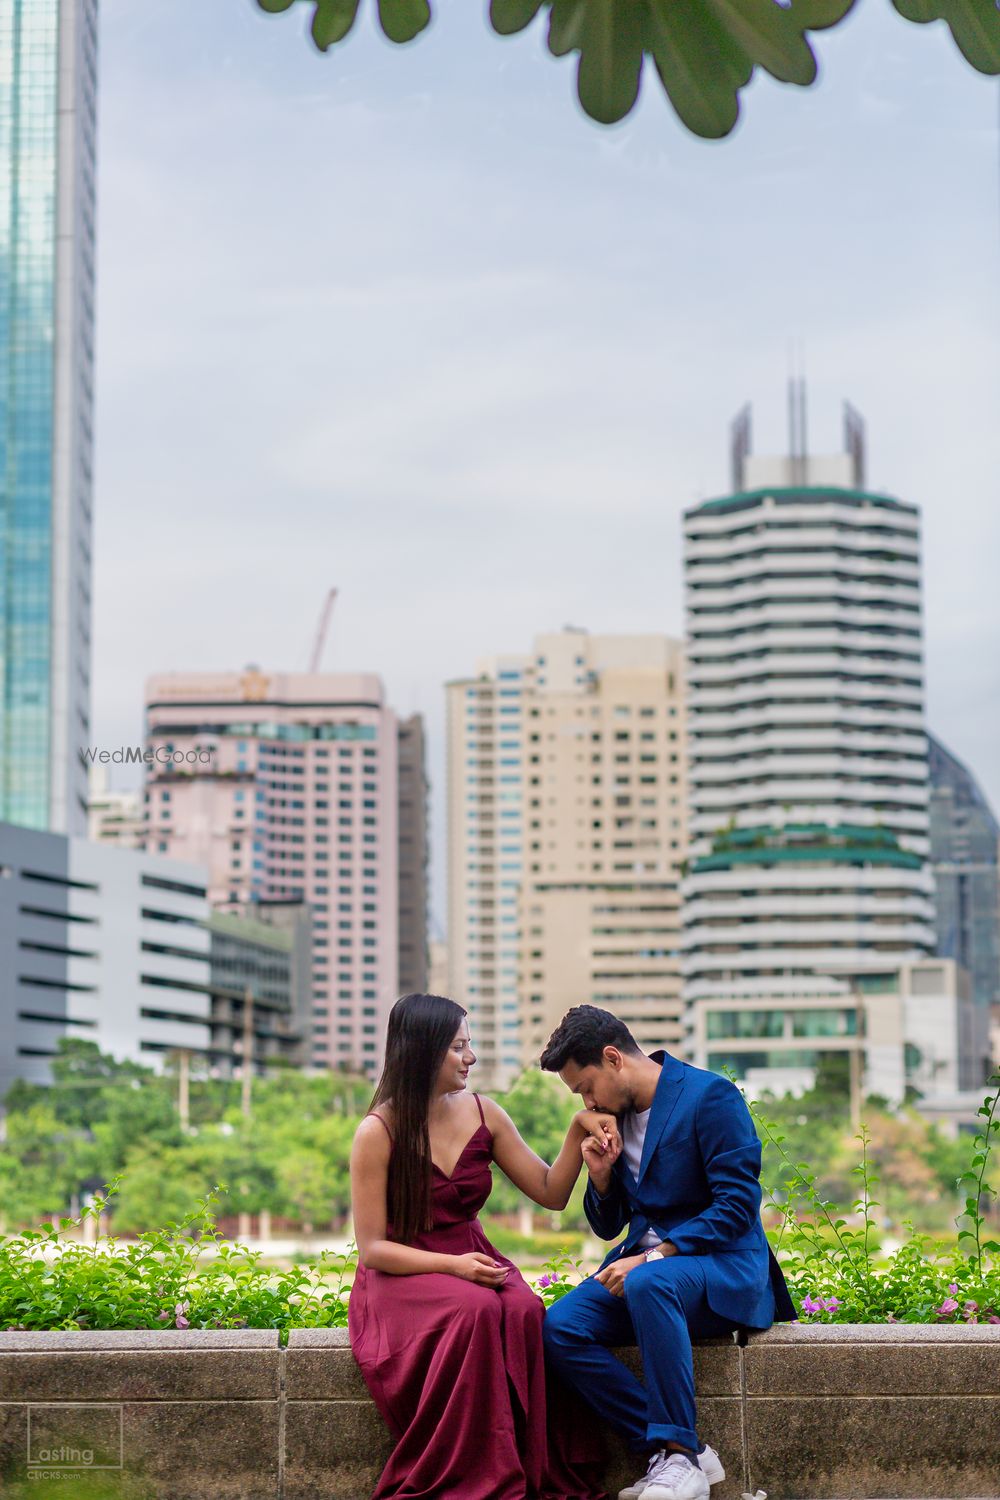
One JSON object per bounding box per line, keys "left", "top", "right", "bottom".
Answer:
{"left": 644, "top": 1243, "right": 666, "bottom": 1262}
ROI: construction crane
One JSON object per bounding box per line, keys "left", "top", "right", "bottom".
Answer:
{"left": 308, "top": 588, "right": 338, "bottom": 673}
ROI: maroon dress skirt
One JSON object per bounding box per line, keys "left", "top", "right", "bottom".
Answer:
{"left": 348, "top": 1099, "right": 607, "bottom": 1500}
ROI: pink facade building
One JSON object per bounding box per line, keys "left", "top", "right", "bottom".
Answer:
{"left": 143, "top": 669, "right": 427, "bottom": 1076}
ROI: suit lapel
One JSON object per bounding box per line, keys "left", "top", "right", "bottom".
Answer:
{"left": 637, "top": 1050, "right": 686, "bottom": 1185}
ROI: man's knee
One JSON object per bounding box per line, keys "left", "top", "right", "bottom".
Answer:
{"left": 623, "top": 1260, "right": 693, "bottom": 1310}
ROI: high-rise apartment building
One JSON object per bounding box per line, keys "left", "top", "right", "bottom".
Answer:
{"left": 682, "top": 399, "right": 935, "bottom": 1090}
{"left": 143, "top": 669, "right": 428, "bottom": 1078}
{"left": 397, "top": 713, "right": 429, "bottom": 995}
{"left": 447, "top": 629, "right": 687, "bottom": 1088}
{"left": 1, "top": 0, "right": 97, "bottom": 835}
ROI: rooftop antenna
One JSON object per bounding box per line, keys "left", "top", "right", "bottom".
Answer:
{"left": 730, "top": 402, "right": 752, "bottom": 492}
{"left": 308, "top": 588, "right": 338, "bottom": 672}
{"left": 843, "top": 401, "right": 867, "bottom": 488}
{"left": 787, "top": 345, "right": 808, "bottom": 485}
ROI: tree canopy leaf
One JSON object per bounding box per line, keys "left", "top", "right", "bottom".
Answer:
{"left": 253, "top": 0, "right": 1000, "bottom": 136}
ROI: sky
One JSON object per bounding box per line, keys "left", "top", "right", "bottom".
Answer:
{"left": 91, "top": 0, "right": 1000, "bottom": 931}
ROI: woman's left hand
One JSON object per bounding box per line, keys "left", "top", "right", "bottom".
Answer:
{"left": 575, "top": 1110, "right": 622, "bottom": 1163}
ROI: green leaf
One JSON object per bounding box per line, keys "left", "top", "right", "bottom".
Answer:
{"left": 256, "top": 0, "right": 297, "bottom": 11}
{"left": 644, "top": 0, "right": 748, "bottom": 137}
{"left": 548, "top": 0, "right": 587, "bottom": 57}
{"left": 893, "top": 0, "right": 1000, "bottom": 74}
{"left": 702, "top": 0, "right": 854, "bottom": 86}
{"left": 312, "top": 0, "right": 362, "bottom": 47}
{"left": 490, "top": 0, "right": 545, "bottom": 34}
{"left": 572, "top": 0, "right": 645, "bottom": 124}
{"left": 377, "top": 0, "right": 431, "bottom": 44}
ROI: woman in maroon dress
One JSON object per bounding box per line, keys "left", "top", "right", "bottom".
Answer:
{"left": 349, "top": 992, "right": 619, "bottom": 1500}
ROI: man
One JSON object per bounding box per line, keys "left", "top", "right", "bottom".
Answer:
{"left": 541, "top": 1006, "right": 794, "bottom": 1500}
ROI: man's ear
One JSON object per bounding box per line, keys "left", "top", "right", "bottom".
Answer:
{"left": 603, "top": 1045, "right": 624, "bottom": 1071}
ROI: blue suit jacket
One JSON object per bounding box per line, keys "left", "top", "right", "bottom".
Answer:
{"left": 584, "top": 1051, "right": 795, "bottom": 1328}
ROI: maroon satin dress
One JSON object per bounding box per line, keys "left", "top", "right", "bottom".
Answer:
{"left": 348, "top": 1095, "right": 607, "bottom": 1500}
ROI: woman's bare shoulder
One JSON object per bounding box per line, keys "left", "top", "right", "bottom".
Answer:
{"left": 353, "top": 1110, "right": 393, "bottom": 1152}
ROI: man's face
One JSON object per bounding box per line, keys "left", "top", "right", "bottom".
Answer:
{"left": 559, "top": 1049, "right": 633, "bottom": 1115}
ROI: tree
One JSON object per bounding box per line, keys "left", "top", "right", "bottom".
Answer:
{"left": 254, "top": 0, "right": 1000, "bottom": 135}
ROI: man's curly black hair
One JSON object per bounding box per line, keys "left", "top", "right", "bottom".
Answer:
{"left": 539, "top": 1004, "right": 643, "bottom": 1073}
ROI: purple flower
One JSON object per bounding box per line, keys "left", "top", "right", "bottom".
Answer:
{"left": 537, "top": 1273, "right": 561, "bottom": 1290}
{"left": 174, "top": 1300, "right": 190, "bottom": 1330}
{"left": 885, "top": 1312, "right": 897, "bottom": 1324}
{"left": 800, "top": 1295, "right": 823, "bottom": 1315}
{"left": 157, "top": 1311, "right": 170, "bottom": 1322}
{"left": 822, "top": 1297, "right": 840, "bottom": 1314}
{"left": 936, "top": 1297, "right": 959, "bottom": 1317}
{"left": 947, "top": 1282, "right": 959, "bottom": 1295}
{"left": 988, "top": 1315, "right": 1000, "bottom": 1325}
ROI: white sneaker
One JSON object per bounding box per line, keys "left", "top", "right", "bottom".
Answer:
{"left": 619, "top": 1444, "right": 724, "bottom": 1500}
{"left": 642, "top": 1451, "right": 710, "bottom": 1500}
{"left": 619, "top": 1451, "right": 667, "bottom": 1500}
{"left": 698, "top": 1443, "right": 726, "bottom": 1486}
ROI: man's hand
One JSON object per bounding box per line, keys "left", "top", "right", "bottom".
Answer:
{"left": 575, "top": 1110, "right": 622, "bottom": 1162}
{"left": 594, "top": 1253, "right": 645, "bottom": 1297}
{"left": 581, "top": 1130, "right": 616, "bottom": 1196}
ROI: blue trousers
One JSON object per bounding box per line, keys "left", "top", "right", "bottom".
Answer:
{"left": 542, "top": 1256, "right": 737, "bottom": 1454}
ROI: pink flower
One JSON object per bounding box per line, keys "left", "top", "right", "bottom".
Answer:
{"left": 988, "top": 1315, "right": 1000, "bottom": 1325}
{"left": 963, "top": 1300, "right": 979, "bottom": 1322}
{"left": 936, "top": 1297, "right": 959, "bottom": 1317}
{"left": 174, "top": 1300, "right": 190, "bottom": 1330}
{"left": 800, "top": 1295, "right": 823, "bottom": 1315}
{"left": 885, "top": 1312, "right": 897, "bottom": 1324}
{"left": 947, "top": 1282, "right": 959, "bottom": 1295}
{"left": 822, "top": 1297, "right": 840, "bottom": 1314}
{"left": 157, "top": 1311, "right": 170, "bottom": 1322}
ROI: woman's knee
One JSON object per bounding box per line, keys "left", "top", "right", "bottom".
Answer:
{"left": 452, "top": 1282, "right": 505, "bottom": 1329}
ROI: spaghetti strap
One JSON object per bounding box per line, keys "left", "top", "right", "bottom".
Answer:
{"left": 473, "top": 1092, "right": 486, "bottom": 1126}
{"left": 368, "top": 1110, "right": 393, "bottom": 1142}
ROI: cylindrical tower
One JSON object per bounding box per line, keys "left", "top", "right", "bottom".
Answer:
{"left": 682, "top": 443, "right": 935, "bottom": 1072}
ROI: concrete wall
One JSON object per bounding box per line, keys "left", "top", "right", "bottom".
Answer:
{"left": 0, "top": 1325, "right": 997, "bottom": 1498}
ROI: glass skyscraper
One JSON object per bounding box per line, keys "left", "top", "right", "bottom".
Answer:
{"left": 1, "top": 0, "right": 97, "bottom": 834}
{"left": 929, "top": 732, "right": 1000, "bottom": 1013}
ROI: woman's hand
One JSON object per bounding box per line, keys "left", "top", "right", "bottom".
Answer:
{"left": 450, "top": 1252, "right": 509, "bottom": 1287}
{"left": 575, "top": 1109, "right": 622, "bottom": 1163}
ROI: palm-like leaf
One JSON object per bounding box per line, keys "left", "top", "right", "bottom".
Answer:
{"left": 254, "top": 0, "right": 1000, "bottom": 135}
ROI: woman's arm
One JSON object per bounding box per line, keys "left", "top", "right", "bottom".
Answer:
{"left": 350, "top": 1116, "right": 506, "bottom": 1285}
{"left": 484, "top": 1097, "right": 622, "bottom": 1211}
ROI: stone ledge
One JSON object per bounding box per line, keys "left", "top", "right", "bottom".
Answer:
{"left": 747, "top": 1322, "right": 1000, "bottom": 1342}
{"left": 0, "top": 1329, "right": 280, "bottom": 1350}
{"left": 0, "top": 1325, "right": 994, "bottom": 1498}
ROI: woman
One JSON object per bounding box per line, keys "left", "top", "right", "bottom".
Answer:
{"left": 349, "top": 992, "right": 620, "bottom": 1500}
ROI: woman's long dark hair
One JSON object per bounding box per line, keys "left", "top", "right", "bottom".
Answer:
{"left": 369, "top": 992, "right": 468, "bottom": 1244}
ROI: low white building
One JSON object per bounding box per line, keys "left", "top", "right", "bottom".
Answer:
{"left": 687, "top": 955, "right": 984, "bottom": 1105}
{"left": 0, "top": 822, "right": 211, "bottom": 1100}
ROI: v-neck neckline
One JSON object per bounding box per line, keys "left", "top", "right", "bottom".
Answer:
{"left": 430, "top": 1122, "right": 488, "bottom": 1181}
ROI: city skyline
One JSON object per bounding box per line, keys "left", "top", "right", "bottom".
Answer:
{"left": 87, "top": 0, "right": 999, "bottom": 933}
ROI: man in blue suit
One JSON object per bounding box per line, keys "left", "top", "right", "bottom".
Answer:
{"left": 541, "top": 1006, "right": 794, "bottom": 1500}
